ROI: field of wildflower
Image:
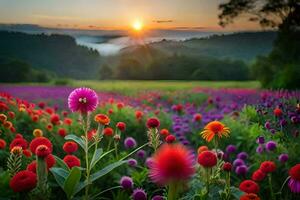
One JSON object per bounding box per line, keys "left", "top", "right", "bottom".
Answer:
{"left": 0, "top": 83, "right": 299, "bottom": 200}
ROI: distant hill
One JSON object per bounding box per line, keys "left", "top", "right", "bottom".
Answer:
{"left": 122, "top": 31, "right": 277, "bottom": 62}
{"left": 0, "top": 31, "right": 102, "bottom": 79}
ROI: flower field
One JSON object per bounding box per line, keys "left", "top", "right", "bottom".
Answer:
{"left": 0, "top": 84, "right": 299, "bottom": 200}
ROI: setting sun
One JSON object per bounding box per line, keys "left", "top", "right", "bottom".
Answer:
{"left": 132, "top": 20, "right": 143, "bottom": 31}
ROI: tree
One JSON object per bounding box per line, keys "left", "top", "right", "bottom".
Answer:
{"left": 219, "top": 0, "right": 300, "bottom": 88}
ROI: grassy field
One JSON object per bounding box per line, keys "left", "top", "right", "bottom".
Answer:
{"left": 70, "top": 80, "right": 260, "bottom": 94}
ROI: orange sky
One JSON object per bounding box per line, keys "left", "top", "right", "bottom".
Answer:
{"left": 0, "top": 0, "right": 262, "bottom": 31}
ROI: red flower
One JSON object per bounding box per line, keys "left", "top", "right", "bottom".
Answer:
{"left": 46, "top": 123, "right": 53, "bottom": 131}
{"left": 116, "top": 122, "right": 126, "bottom": 132}
{"left": 31, "top": 115, "right": 39, "bottom": 122}
{"left": 38, "top": 102, "right": 46, "bottom": 109}
{"left": 160, "top": 129, "right": 170, "bottom": 136}
{"left": 30, "top": 137, "right": 53, "bottom": 154}
{"left": 149, "top": 144, "right": 195, "bottom": 185}
{"left": 9, "top": 137, "right": 28, "bottom": 150}
{"left": 50, "top": 114, "right": 60, "bottom": 125}
{"left": 46, "top": 154, "right": 56, "bottom": 169}
{"left": 252, "top": 169, "right": 266, "bottom": 182}
{"left": 240, "top": 193, "right": 260, "bottom": 200}
{"left": 165, "top": 135, "right": 176, "bottom": 143}
{"left": 193, "top": 113, "right": 202, "bottom": 122}
{"left": 197, "top": 146, "right": 209, "bottom": 154}
{"left": 58, "top": 128, "right": 67, "bottom": 137}
{"left": 239, "top": 180, "right": 259, "bottom": 194}
{"left": 135, "top": 110, "right": 143, "bottom": 119}
{"left": 63, "top": 141, "right": 78, "bottom": 154}
{"left": 63, "top": 155, "right": 81, "bottom": 168}
{"left": 0, "top": 139, "right": 6, "bottom": 149}
{"left": 9, "top": 170, "right": 37, "bottom": 192}
{"left": 259, "top": 161, "right": 276, "bottom": 173}
{"left": 103, "top": 127, "right": 114, "bottom": 136}
{"left": 23, "top": 149, "right": 32, "bottom": 157}
{"left": 87, "top": 129, "right": 97, "bottom": 141}
{"left": 94, "top": 114, "right": 110, "bottom": 125}
{"left": 8, "top": 111, "right": 15, "bottom": 119}
{"left": 27, "top": 161, "right": 37, "bottom": 173}
{"left": 108, "top": 108, "right": 113, "bottom": 115}
{"left": 289, "top": 164, "right": 300, "bottom": 181}
{"left": 146, "top": 118, "right": 160, "bottom": 128}
{"left": 223, "top": 162, "right": 232, "bottom": 171}
{"left": 273, "top": 107, "right": 283, "bottom": 117}
{"left": 117, "top": 102, "right": 124, "bottom": 109}
{"left": 36, "top": 145, "right": 51, "bottom": 157}
{"left": 64, "top": 118, "right": 73, "bottom": 125}
{"left": 198, "top": 151, "right": 217, "bottom": 168}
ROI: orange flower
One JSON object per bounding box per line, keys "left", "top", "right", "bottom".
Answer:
{"left": 200, "top": 121, "right": 230, "bottom": 142}
{"left": 0, "top": 114, "right": 7, "bottom": 123}
{"left": 3, "top": 121, "right": 13, "bottom": 129}
{"left": 94, "top": 114, "right": 110, "bottom": 125}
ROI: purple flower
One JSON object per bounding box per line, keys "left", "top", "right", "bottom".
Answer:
{"left": 226, "top": 145, "right": 237, "bottom": 154}
{"left": 256, "top": 145, "right": 264, "bottom": 154}
{"left": 120, "top": 176, "right": 133, "bottom": 189}
{"left": 278, "top": 153, "right": 289, "bottom": 163}
{"left": 237, "top": 152, "right": 248, "bottom": 160}
{"left": 256, "top": 136, "right": 265, "bottom": 144}
{"left": 233, "top": 158, "right": 245, "bottom": 167}
{"left": 280, "top": 119, "right": 287, "bottom": 126}
{"left": 124, "top": 137, "right": 137, "bottom": 149}
{"left": 288, "top": 178, "right": 300, "bottom": 193}
{"left": 132, "top": 188, "right": 147, "bottom": 200}
{"left": 235, "top": 165, "right": 248, "bottom": 176}
{"left": 136, "top": 150, "right": 146, "bottom": 159}
{"left": 128, "top": 158, "right": 138, "bottom": 167}
{"left": 265, "top": 121, "right": 271, "bottom": 129}
{"left": 68, "top": 87, "right": 98, "bottom": 113}
{"left": 152, "top": 195, "right": 164, "bottom": 200}
{"left": 266, "top": 141, "right": 277, "bottom": 151}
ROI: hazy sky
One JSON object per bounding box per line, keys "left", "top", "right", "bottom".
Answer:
{"left": 0, "top": 0, "right": 261, "bottom": 30}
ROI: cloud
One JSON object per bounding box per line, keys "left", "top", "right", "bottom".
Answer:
{"left": 170, "top": 26, "right": 206, "bottom": 30}
{"left": 152, "top": 20, "right": 173, "bottom": 23}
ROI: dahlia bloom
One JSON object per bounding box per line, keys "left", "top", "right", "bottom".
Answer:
{"left": 116, "top": 122, "right": 126, "bottom": 131}
{"left": 9, "top": 170, "right": 37, "bottom": 192}
{"left": 0, "top": 139, "right": 6, "bottom": 149}
{"left": 259, "top": 161, "right": 276, "bottom": 173}
{"left": 197, "top": 145, "right": 209, "bottom": 154}
{"left": 223, "top": 162, "right": 232, "bottom": 171}
{"left": 63, "top": 141, "right": 78, "bottom": 154}
{"left": 198, "top": 151, "right": 217, "bottom": 168}
{"left": 30, "top": 137, "right": 53, "bottom": 154}
{"left": 239, "top": 180, "right": 259, "bottom": 194}
{"left": 252, "top": 169, "right": 266, "bottom": 182}
{"left": 146, "top": 117, "right": 160, "bottom": 129}
{"left": 240, "top": 193, "right": 261, "bottom": 200}
{"left": 68, "top": 87, "right": 98, "bottom": 113}
{"left": 288, "top": 164, "right": 300, "bottom": 193}
{"left": 63, "top": 155, "right": 81, "bottom": 168}
{"left": 94, "top": 114, "right": 110, "bottom": 125}
{"left": 36, "top": 145, "right": 51, "bottom": 157}
{"left": 200, "top": 121, "right": 230, "bottom": 142}
{"left": 9, "top": 137, "right": 28, "bottom": 150}
{"left": 149, "top": 144, "right": 195, "bottom": 185}
{"left": 103, "top": 127, "right": 114, "bottom": 136}
{"left": 165, "top": 134, "right": 176, "bottom": 143}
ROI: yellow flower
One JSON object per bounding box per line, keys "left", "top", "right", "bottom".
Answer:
{"left": 33, "top": 129, "right": 43, "bottom": 137}
{"left": 200, "top": 121, "right": 230, "bottom": 142}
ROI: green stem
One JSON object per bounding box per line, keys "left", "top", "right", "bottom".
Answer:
{"left": 37, "top": 156, "right": 48, "bottom": 199}
{"left": 114, "top": 141, "right": 118, "bottom": 159}
{"left": 107, "top": 138, "right": 112, "bottom": 151}
{"left": 268, "top": 174, "right": 275, "bottom": 200}
{"left": 206, "top": 168, "right": 210, "bottom": 199}
{"left": 83, "top": 114, "right": 90, "bottom": 200}
{"left": 119, "top": 142, "right": 149, "bottom": 161}
{"left": 90, "top": 186, "right": 122, "bottom": 200}
{"left": 168, "top": 182, "right": 179, "bottom": 200}
{"left": 225, "top": 172, "right": 231, "bottom": 200}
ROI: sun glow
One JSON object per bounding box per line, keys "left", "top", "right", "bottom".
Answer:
{"left": 132, "top": 20, "right": 143, "bottom": 31}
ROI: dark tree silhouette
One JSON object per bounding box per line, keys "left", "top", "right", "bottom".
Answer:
{"left": 219, "top": 0, "right": 300, "bottom": 89}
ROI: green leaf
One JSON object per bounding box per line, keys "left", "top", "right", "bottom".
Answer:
{"left": 53, "top": 155, "right": 70, "bottom": 171}
{"left": 74, "top": 160, "right": 127, "bottom": 195}
{"left": 65, "top": 134, "right": 85, "bottom": 151}
{"left": 90, "top": 160, "right": 127, "bottom": 182}
{"left": 90, "top": 148, "right": 103, "bottom": 169}
{"left": 63, "top": 167, "right": 82, "bottom": 200}
{"left": 230, "top": 186, "right": 244, "bottom": 199}
{"left": 90, "top": 148, "right": 115, "bottom": 169}
{"left": 50, "top": 167, "right": 69, "bottom": 188}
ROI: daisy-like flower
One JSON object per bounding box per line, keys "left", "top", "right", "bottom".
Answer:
{"left": 68, "top": 87, "right": 98, "bottom": 113}
{"left": 200, "top": 121, "right": 230, "bottom": 142}
{"left": 149, "top": 143, "right": 195, "bottom": 185}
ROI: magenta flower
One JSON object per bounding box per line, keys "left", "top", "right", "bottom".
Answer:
{"left": 68, "top": 88, "right": 98, "bottom": 113}
{"left": 288, "top": 178, "right": 300, "bottom": 193}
